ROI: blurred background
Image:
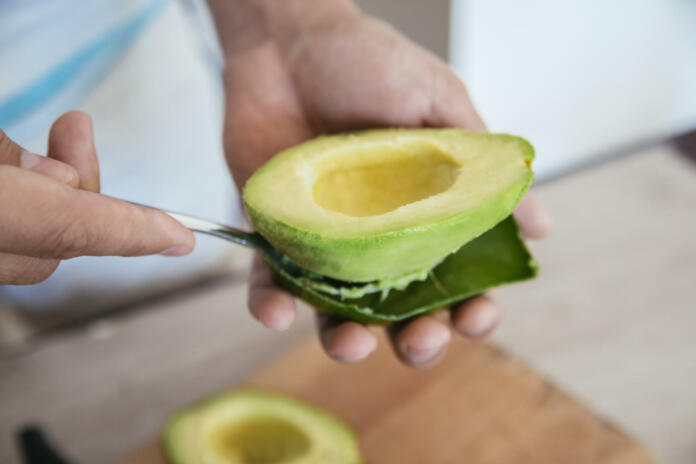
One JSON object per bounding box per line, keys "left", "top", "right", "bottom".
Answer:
{"left": 1, "top": 1, "right": 695, "bottom": 463}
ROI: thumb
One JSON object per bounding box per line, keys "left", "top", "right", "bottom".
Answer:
{"left": 0, "top": 128, "right": 79, "bottom": 187}
{"left": 425, "top": 68, "right": 552, "bottom": 239}
{"left": 425, "top": 63, "right": 487, "bottom": 132}
{"left": 0, "top": 166, "right": 195, "bottom": 259}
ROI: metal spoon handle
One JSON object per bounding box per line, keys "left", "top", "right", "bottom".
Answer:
{"left": 129, "top": 201, "right": 268, "bottom": 251}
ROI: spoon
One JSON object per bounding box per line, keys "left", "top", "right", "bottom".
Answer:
{"left": 136, "top": 203, "right": 406, "bottom": 315}
{"left": 132, "top": 203, "right": 537, "bottom": 325}
{"left": 132, "top": 201, "right": 313, "bottom": 279}
{"left": 148, "top": 205, "right": 276, "bottom": 256}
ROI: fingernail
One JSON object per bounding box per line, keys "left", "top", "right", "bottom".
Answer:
{"left": 20, "top": 150, "right": 76, "bottom": 184}
{"left": 466, "top": 305, "right": 499, "bottom": 336}
{"left": 325, "top": 327, "right": 377, "bottom": 363}
{"left": 20, "top": 150, "right": 42, "bottom": 169}
{"left": 455, "top": 300, "right": 499, "bottom": 337}
{"left": 402, "top": 344, "right": 444, "bottom": 365}
{"left": 265, "top": 308, "right": 294, "bottom": 331}
{"left": 401, "top": 329, "right": 450, "bottom": 365}
{"left": 160, "top": 245, "right": 191, "bottom": 257}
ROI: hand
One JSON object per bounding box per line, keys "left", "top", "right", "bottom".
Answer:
{"left": 216, "top": 6, "right": 552, "bottom": 367}
{"left": 0, "top": 111, "right": 195, "bottom": 285}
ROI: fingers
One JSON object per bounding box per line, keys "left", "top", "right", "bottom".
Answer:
{"left": 316, "top": 297, "right": 498, "bottom": 368}
{"left": 0, "top": 112, "right": 191, "bottom": 285}
{"left": 245, "top": 251, "right": 497, "bottom": 367}
{"left": 48, "top": 111, "right": 100, "bottom": 192}
{"left": 386, "top": 296, "right": 498, "bottom": 368}
{"left": 317, "top": 314, "right": 378, "bottom": 363}
{"left": 247, "top": 255, "right": 379, "bottom": 362}
{"left": 0, "top": 252, "right": 60, "bottom": 285}
{"left": 0, "top": 166, "right": 194, "bottom": 258}
{"left": 20, "top": 151, "right": 80, "bottom": 187}
{"left": 247, "top": 254, "right": 297, "bottom": 330}
{"left": 1, "top": 110, "right": 102, "bottom": 191}
{"left": 247, "top": 255, "right": 378, "bottom": 363}
{"left": 388, "top": 315, "right": 451, "bottom": 368}
{"left": 514, "top": 192, "right": 553, "bottom": 239}
{"left": 0, "top": 128, "right": 78, "bottom": 186}
{"left": 451, "top": 295, "right": 500, "bottom": 337}
{"left": 247, "top": 255, "right": 378, "bottom": 362}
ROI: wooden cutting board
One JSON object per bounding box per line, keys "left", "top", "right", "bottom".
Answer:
{"left": 118, "top": 334, "right": 655, "bottom": 464}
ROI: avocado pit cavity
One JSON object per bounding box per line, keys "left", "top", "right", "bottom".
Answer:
{"left": 312, "top": 141, "right": 460, "bottom": 217}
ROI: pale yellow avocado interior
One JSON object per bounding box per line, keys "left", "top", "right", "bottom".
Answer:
{"left": 313, "top": 141, "right": 460, "bottom": 217}
{"left": 209, "top": 417, "right": 311, "bottom": 462}
{"left": 247, "top": 131, "right": 530, "bottom": 238}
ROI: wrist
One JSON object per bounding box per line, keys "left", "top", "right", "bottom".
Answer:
{"left": 207, "top": 0, "right": 360, "bottom": 60}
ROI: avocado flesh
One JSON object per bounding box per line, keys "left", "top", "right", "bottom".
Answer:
{"left": 244, "top": 129, "right": 534, "bottom": 283}
{"left": 297, "top": 264, "right": 433, "bottom": 300}
{"left": 164, "top": 390, "right": 361, "bottom": 464}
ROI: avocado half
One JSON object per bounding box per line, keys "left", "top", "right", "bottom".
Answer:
{"left": 244, "top": 129, "right": 534, "bottom": 283}
{"left": 164, "top": 390, "right": 361, "bottom": 464}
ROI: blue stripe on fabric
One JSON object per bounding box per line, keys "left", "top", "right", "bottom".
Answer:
{"left": 0, "top": 0, "right": 168, "bottom": 128}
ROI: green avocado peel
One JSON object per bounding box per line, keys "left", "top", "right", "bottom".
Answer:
{"left": 262, "top": 216, "right": 537, "bottom": 324}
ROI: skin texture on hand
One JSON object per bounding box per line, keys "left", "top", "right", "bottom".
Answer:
{"left": 209, "top": 2, "right": 552, "bottom": 367}
{"left": 0, "top": 112, "right": 195, "bottom": 285}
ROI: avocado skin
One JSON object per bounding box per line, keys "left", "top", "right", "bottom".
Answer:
{"left": 244, "top": 129, "right": 534, "bottom": 282}
{"left": 265, "top": 216, "right": 537, "bottom": 324}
